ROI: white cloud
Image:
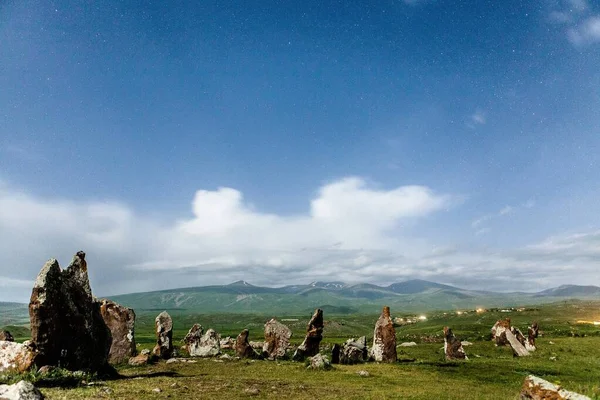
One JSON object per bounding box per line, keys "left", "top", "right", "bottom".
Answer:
{"left": 567, "top": 0, "right": 588, "bottom": 13}
{"left": 471, "top": 111, "right": 486, "bottom": 125}
{"left": 499, "top": 206, "right": 514, "bottom": 215}
{"left": 0, "top": 177, "right": 451, "bottom": 301}
{"left": 567, "top": 16, "right": 600, "bottom": 46}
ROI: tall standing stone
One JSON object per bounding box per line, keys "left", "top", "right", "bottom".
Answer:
{"left": 235, "top": 329, "right": 261, "bottom": 359}
{"left": 526, "top": 322, "right": 538, "bottom": 352}
{"left": 371, "top": 306, "right": 397, "bottom": 362}
{"left": 443, "top": 327, "right": 467, "bottom": 360}
{"left": 97, "top": 299, "right": 136, "bottom": 364}
{"left": 28, "top": 252, "right": 112, "bottom": 372}
{"left": 262, "top": 319, "right": 292, "bottom": 359}
{"left": 152, "top": 311, "right": 173, "bottom": 359}
{"left": 293, "top": 309, "right": 324, "bottom": 360}
{"left": 491, "top": 318, "right": 511, "bottom": 346}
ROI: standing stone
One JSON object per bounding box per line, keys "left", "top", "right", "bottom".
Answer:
{"left": 262, "top": 319, "right": 292, "bottom": 359}
{"left": 0, "top": 380, "right": 45, "bottom": 400}
{"left": 521, "top": 375, "right": 591, "bottom": 400}
{"left": 28, "top": 252, "right": 112, "bottom": 373}
{"left": 97, "top": 299, "right": 136, "bottom": 364}
{"left": 293, "top": 309, "right": 324, "bottom": 361}
{"left": 443, "top": 327, "right": 467, "bottom": 360}
{"left": 235, "top": 329, "right": 261, "bottom": 359}
{"left": 183, "top": 324, "right": 221, "bottom": 357}
{"left": 526, "top": 322, "right": 538, "bottom": 352}
{"left": 371, "top": 306, "right": 397, "bottom": 362}
{"left": 331, "top": 344, "right": 341, "bottom": 364}
{"left": 152, "top": 311, "right": 173, "bottom": 359}
{"left": 0, "top": 341, "right": 36, "bottom": 373}
{"left": 339, "top": 336, "right": 368, "bottom": 364}
{"left": 0, "top": 330, "right": 14, "bottom": 342}
{"left": 491, "top": 318, "right": 511, "bottom": 346}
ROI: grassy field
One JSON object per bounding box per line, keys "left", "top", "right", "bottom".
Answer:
{"left": 3, "top": 300, "right": 600, "bottom": 399}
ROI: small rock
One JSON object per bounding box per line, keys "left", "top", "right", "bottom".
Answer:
{"left": 461, "top": 341, "right": 473, "bottom": 346}
{"left": 166, "top": 358, "right": 178, "bottom": 364}
{"left": 307, "top": 354, "right": 332, "bottom": 370}
{"left": 244, "top": 387, "right": 260, "bottom": 395}
{"left": 550, "top": 356, "right": 557, "bottom": 361}
{"left": 141, "top": 349, "right": 151, "bottom": 355}
{"left": 357, "top": 370, "right": 370, "bottom": 377}
{"left": 128, "top": 353, "right": 149, "bottom": 366}
{"left": 212, "top": 359, "right": 224, "bottom": 363}
{"left": 549, "top": 341, "right": 555, "bottom": 345}
{"left": 152, "top": 387, "right": 162, "bottom": 393}
{"left": 0, "top": 380, "right": 44, "bottom": 400}
{"left": 399, "top": 342, "right": 417, "bottom": 347}
{"left": 219, "top": 354, "right": 232, "bottom": 360}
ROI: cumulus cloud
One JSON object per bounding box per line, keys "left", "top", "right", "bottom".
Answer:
{"left": 0, "top": 177, "right": 452, "bottom": 301}
{"left": 1, "top": 178, "right": 599, "bottom": 302}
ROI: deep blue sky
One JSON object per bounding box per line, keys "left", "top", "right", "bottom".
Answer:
{"left": 1, "top": 0, "right": 600, "bottom": 300}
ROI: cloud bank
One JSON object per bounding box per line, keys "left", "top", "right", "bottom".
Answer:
{"left": 1, "top": 178, "right": 599, "bottom": 302}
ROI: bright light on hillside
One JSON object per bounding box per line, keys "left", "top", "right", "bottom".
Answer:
{"left": 418, "top": 315, "right": 427, "bottom": 321}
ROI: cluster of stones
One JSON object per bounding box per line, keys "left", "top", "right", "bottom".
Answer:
{"left": 491, "top": 318, "right": 538, "bottom": 357}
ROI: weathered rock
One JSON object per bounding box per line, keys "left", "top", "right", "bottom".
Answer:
{"left": 128, "top": 353, "right": 149, "bottom": 366}
{"left": 152, "top": 311, "right": 173, "bottom": 359}
{"left": 293, "top": 309, "right": 324, "bottom": 360}
{"left": 184, "top": 325, "right": 221, "bottom": 357}
{"left": 443, "top": 327, "right": 467, "bottom": 360}
{"left": 262, "top": 319, "right": 292, "bottom": 359}
{"left": 526, "top": 322, "right": 538, "bottom": 352}
{"left": 491, "top": 318, "right": 511, "bottom": 346}
{"left": 521, "top": 375, "right": 591, "bottom": 399}
{"left": 235, "top": 329, "right": 261, "bottom": 359}
{"left": 307, "top": 354, "right": 331, "bottom": 370}
{"left": 331, "top": 344, "right": 341, "bottom": 364}
{"left": 219, "top": 336, "right": 235, "bottom": 349}
{"left": 249, "top": 341, "right": 264, "bottom": 351}
{"left": 0, "top": 330, "right": 14, "bottom": 342}
{"left": 371, "top": 306, "right": 397, "bottom": 362}
{"left": 28, "top": 252, "right": 112, "bottom": 372}
{"left": 506, "top": 329, "right": 530, "bottom": 357}
{"left": 339, "top": 336, "right": 368, "bottom": 364}
{"left": 97, "top": 299, "right": 136, "bottom": 364}
{"left": 0, "top": 341, "right": 36, "bottom": 373}
{"left": 0, "top": 380, "right": 45, "bottom": 400}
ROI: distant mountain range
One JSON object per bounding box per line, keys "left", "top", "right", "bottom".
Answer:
{"left": 3, "top": 280, "right": 600, "bottom": 324}
{"left": 104, "top": 279, "right": 600, "bottom": 315}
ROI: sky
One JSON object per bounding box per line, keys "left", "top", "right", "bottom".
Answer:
{"left": 1, "top": 0, "right": 600, "bottom": 302}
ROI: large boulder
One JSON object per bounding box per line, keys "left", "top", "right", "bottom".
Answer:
{"left": 97, "top": 299, "right": 136, "bottom": 364}
{"left": 0, "top": 341, "right": 36, "bottom": 373}
{"left": 235, "top": 329, "right": 261, "bottom": 359}
{"left": 152, "top": 311, "right": 173, "bottom": 359}
{"left": 307, "top": 354, "right": 332, "bottom": 370}
{"left": 0, "top": 330, "right": 14, "bottom": 342}
{"left": 521, "top": 375, "right": 590, "bottom": 400}
{"left": 443, "top": 327, "right": 467, "bottom": 360}
{"left": 0, "top": 380, "right": 44, "bottom": 400}
{"left": 183, "top": 324, "right": 221, "bottom": 357}
{"left": 262, "top": 319, "right": 291, "bottom": 360}
{"left": 293, "top": 309, "right": 324, "bottom": 361}
{"left": 338, "top": 336, "right": 368, "bottom": 364}
{"left": 371, "top": 306, "right": 397, "bottom": 362}
{"left": 28, "top": 252, "right": 112, "bottom": 372}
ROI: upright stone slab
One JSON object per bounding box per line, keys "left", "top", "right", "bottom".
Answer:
{"left": 491, "top": 318, "right": 511, "bottom": 346}
{"left": 293, "top": 308, "right": 324, "bottom": 360}
{"left": 526, "top": 322, "right": 538, "bottom": 352}
{"left": 152, "top": 311, "right": 173, "bottom": 359}
{"left": 0, "top": 331, "right": 14, "bottom": 342}
{"left": 28, "top": 252, "right": 112, "bottom": 372}
{"left": 443, "top": 327, "right": 467, "bottom": 360}
{"left": 371, "top": 306, "right": 397, "bottom": 362}
{"left": 98, "top": 299, "right": 136, "bottom": 364}
{"left": 235, "top": 329, "right": 261, "bottom": 359}
{"left": 262, "top": 319, "right": 292, "bottom": 359}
